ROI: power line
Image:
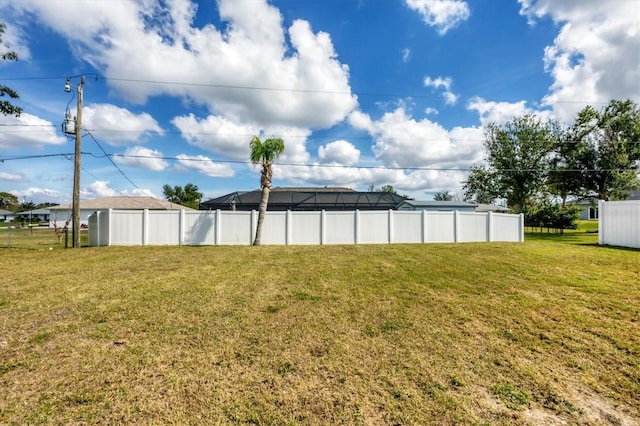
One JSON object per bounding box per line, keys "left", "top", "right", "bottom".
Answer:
{"left": 85, "top": 130, "right": 153, "bottom": 196}
{"left": 1, "top": 74, "right": 620, "bottom": 104}
{"left": 3, "top": 123, "right": 640, "bottom": 145}
{"left": 2, "top": 151, "right": 637, "bottom": 173}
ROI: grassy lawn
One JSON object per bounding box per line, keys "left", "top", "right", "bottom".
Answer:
{"left": 1, "top": 224, "right": 638, "bottom": 425}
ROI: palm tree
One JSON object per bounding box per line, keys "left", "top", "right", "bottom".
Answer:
{"left": 250, "top": 136, "right": 285, "bottom": 246}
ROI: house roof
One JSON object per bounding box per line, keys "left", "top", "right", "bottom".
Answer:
{"left": 13, "top": 208, "right": 51, "bottom": 215}
{"left": 49, "top": 196, "right": 194, "bottom": 210}
{"left": 398, "top": 200, "right": 476, "bottom": 209}
{"left": 201, "top": 189, "right": 407, "bottom": 211}
{"left": 474, "top": 203, "right": 510, "bottom": 212}
{"left": 271, "top": 186, "right": 355, "bottom": 193}
{"left": 0, "top": 209, "right": 15, "bottom": 215}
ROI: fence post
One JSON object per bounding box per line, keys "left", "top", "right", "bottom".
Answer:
{"left": 286, "top": 210, "right": 292, "bottom": 245}
{"left": 488, "top": 211, "right": 494, "bottom": 242}
{"left": 519, "top": 213, "right": 525, "bottom": 242}
{"left": 320, "top": 210, "right": 326, "bottom": 245}
{"left": 142, "top": 209, "right": 149, "bottom": 246}
{"left": 388, "top": 209, "right": 393, "bottom": 244}
{"left": 454, "top": 210, "right": 460, "bottom": 243}
{"left": 354, "top": 210, "right": 360, "bottom": 245}
{"left": 179, "top": 209, "right": 185, "bottom": 246}
{"left": 106, "top": 209, "right": 112, "bottom": 246}
{"left": 598, "top": 200, "right": 604, "bottom": 245}
{"left": 422, "top": 210, "right": 427, "bottom": 243}
{"left": 215, "top": 210, "right": 221, "bottom": 245}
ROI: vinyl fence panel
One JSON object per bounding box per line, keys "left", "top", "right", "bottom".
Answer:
{"left": 147, "top": 210, "right": 181, "bottom": 245}
{"left": 219, "top": 211, "right": 253, "bottom": 245}
{"left": 88, "top": 209, "right": 524, "bottom": 247}
{"left": 112, "top": 210, "right": 144, "bottom": 245}
{"left": 458, "top": 212, "right": 489, "bottom": 242}
{"left": 599, "top": 200, "right": 640, "bottom": 249}
{"left": 323, "top": 211, "right": 356, "bottom": 245}
{"left": 425, "top": 212, "right": 456, "bottom": 243}
{"left": 357, "top": 211, "right": 391, "bottom": 244}
{"left": 290, "top": 211, "right": 322, "bottom": 245}
{"left": 492, "top": 213, "right": 525, "bottom": 242}
{"left": 261, "top": 211, "right": 287, "bottom": 245}
{"left": 183, "top": 211, "right": 216, "bottom": 245}
{"left": 392, "top": 211, "right": 423, "bottom": 244}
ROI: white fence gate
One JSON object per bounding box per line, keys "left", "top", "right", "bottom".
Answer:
{"left": 88, "top": 209, "right": 524, "bottom": 247}
{"left": 598, "top": 200, "right": 640, "bottom": 249}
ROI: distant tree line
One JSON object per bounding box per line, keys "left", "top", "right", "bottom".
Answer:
{"left": 0, "top": 192, "right": 57, "bottom": 212}
{"left": 463, "top": 99, "right": 640, "bottom": 228}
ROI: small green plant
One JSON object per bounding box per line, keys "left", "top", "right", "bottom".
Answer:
{"left": 277, "top": 361, "right": 296, "bottom": 376}
{"left": 493, "top": 383, "right": 532, "bottom": 410}
{"left": 293, "top": 291, "right": 320, "bottom": 301}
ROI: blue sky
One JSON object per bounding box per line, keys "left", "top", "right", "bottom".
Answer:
{"left": 1, "top": 0, "right": 639, "bottom": 205}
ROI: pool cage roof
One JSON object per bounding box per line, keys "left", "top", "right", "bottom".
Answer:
{"left": 199, "top": 188, "right": 408, "bottom": 211}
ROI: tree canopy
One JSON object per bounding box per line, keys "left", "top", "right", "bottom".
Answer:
{"left": 560, "top": 99, "right": 640, "bottom": 201}
{"left": 463, "top": 99, "right": 640, "bottom": 228}
{"left": 0, "top": 192, "right": 19, "bottom": 211}
{"left": 463, "top": 115, "right": 560, "bottom": 213}
{"left": 433, "top": 191, "right": 454, "bottom": 201}
{"left": 162, "top": 183, "right": 203, "bottom": 209}
{"left": 0, "top": 23, "right": 22, "bottom": 117}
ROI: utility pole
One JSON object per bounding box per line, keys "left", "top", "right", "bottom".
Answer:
{"left": 64, "top": 76, "right": 85, "bottom": 248}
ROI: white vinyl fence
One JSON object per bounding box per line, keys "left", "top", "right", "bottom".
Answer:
{"left": 598, "top": 200, "right": 640, "bottom": 249}
{"left": 88, "top": 209, "right": 524, "bottom": 247}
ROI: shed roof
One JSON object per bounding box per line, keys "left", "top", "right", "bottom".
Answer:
{"left": 49, "top": 196, "right": 193, "bottom": 210}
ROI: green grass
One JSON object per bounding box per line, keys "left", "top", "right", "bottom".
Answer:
{"left": 0, "top": 226, "right": 638, "bottom": 425}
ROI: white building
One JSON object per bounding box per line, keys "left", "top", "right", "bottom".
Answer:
{"left": 48, "top": 196, "right": 193, "bottom": 228}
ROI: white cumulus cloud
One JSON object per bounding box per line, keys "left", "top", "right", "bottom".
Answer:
{"left": 318, "top": 140, "right": 360, "bottom": 165}
{"left": 82, "top": 104, "right": 164, "bottom": 145}
{"left": 424, "top": 76, "right": 459, "bottom": 105}
{"left": 4, "top": 0, "right": 357, "bottom": 130}
{"left": 405, "top": 0, "right": 470, "bottom": 35}
{"left": 175, "top": 154, "right": 235, "bottom": 178}
{"left": 518, "top": 0, "right": 640, "bottom": 121}
{"left": 0, "top": 113, "right": 65, "bottom": 150}
{"left": 81, "top": 180, "right": 155, "bottom": 199}
{"left": 0, "top": 172, "right": 23, "bottom": 182}
{"left": 352, "top": 108, "right": 483, "bottom": 169}
{"left": 467, "top": 97, "right": 554, "bottom": 126}
{"left": 113, "top": 146, "right": 168, "bottom": 171}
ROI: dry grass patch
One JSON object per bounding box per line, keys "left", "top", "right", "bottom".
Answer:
{"left": 1, "top": 231, "right": 638, "bottom": 425}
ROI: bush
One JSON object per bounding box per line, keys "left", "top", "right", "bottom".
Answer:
{"left": 524, "top": 203, "right": 581, "bottom": 230}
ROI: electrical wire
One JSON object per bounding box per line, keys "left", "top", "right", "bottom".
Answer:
{"left": 85, "top": 130, "right": 154, "bottom": 197}
{"left": 1, "top": 151, "right": 637, "bottom": 173}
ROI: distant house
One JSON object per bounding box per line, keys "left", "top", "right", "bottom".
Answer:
{"left": 200, "top": 187, "right": 408, "bottom": 211}
{"left": 48, "top": 196, "right": 193, "bottom": 228}
{"left": 0, "top": 209, "right": 15, "bottom": 223}
{"left": 572, "top": 190, "right": 640, "bottom": 220}
{"left": 13, "top": 208, "right": 51, "bottom": 224}
{"left": 396, "top": 200, "right": 477, "bottom": 212}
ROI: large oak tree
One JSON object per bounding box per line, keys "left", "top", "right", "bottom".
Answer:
{"left": 463, "top": 115, "right": 560, "bottom": 213}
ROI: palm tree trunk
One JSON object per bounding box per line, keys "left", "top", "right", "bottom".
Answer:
{"left": 253, "top": 185, "right": 270, "bottom": 246}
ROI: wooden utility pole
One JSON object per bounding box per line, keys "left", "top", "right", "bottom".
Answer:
{"left": 66, "top": 76, "right": 85, "bottom": 248}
